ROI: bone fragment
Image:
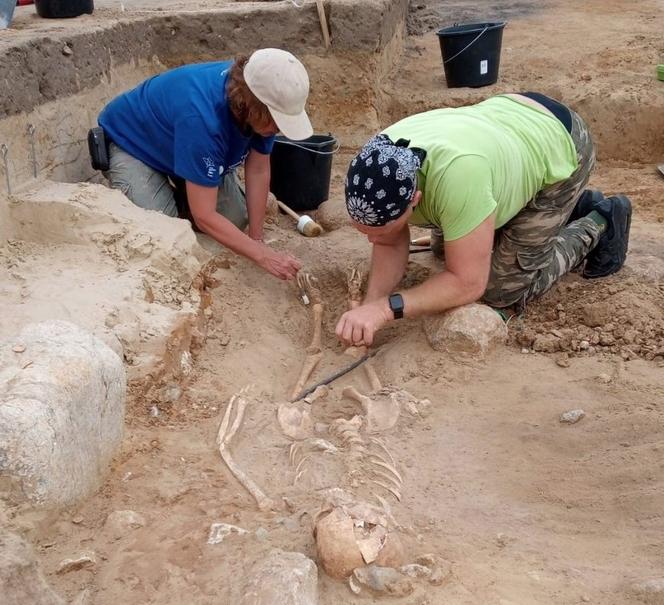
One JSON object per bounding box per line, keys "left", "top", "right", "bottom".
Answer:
{"left": 308, "top": 303, "right": 323, "bottom": 354}
{"left": 294, "top": 455, "right": 310, "bottom": 476}
{"left": 347, "top": 267, "right": 363, "bottom": 304}
{"left": 343, "top": 267, "right": 383, "bottom": 391}
{"left": 217, "top": 389, "right": 276, "bottom": 512}
{"left": 372, "top": 479, "right": 402, "bottom": 502}
{"left": 368, "top": 455, "right": 403, "bottom": 484}
{"left": 364, "top": 361, "right": 383, "bottom": 392}
{"left": 289, "top": 442, "right": 302, "bottom": 466}
{"left": 342, "top": 385, "right": 371, "bottom": 407}
{"left": 277, "top": 403, "right": 313, "bottom": 440}
{"left": 305, "top": 438, "right": 338, "bottom": 454}
{"left": 342, "top": 386, "right": 400, "bottom": 433}
{"left": 290, "top": 351, "right": 323, "bottom": 401}
{"left": 298, "top": 271, "right": 322, "bottom": 306}
{"left": 355, "top": 523, "right": 388, "bottom": 564}
{"left": 369, "top": 437, "right": 397, "bottom": 467}
{"left": 368, "top": 468, "right": 402, "bottom": 492}
{"left": 304, "top": 384, "right": 329, "bottom": 404}
{"left": 344, "top": 344, "right": 382, "bottom": 392}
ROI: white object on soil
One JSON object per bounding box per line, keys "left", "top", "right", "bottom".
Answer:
{"left": 560, "top": 409, "right": 586, "bottom": 424}
{"left": 207, "top": 522, "right": 249, "bottom": 545}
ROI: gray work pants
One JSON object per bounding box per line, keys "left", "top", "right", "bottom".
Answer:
{"left": 103, "top": 142, "right": 248, "bottom": 229}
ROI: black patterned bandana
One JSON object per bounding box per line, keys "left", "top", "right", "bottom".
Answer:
{"left": 344, "top": 134, "right": 426, "bottom": 226}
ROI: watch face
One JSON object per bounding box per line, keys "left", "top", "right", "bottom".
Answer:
{"left": 389, "top": 293, "right": 404, "bottom": 318}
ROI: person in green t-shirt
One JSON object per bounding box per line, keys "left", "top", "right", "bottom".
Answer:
{"left": 336, "top": 93, "right": 632, "bottom": 347}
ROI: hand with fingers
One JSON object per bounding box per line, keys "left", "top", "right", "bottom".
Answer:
{"left": 335, "top": 300, "right": 391, "bottom": 347}
{"left": 258, "top": 246, "right": 302, "bottom": 280}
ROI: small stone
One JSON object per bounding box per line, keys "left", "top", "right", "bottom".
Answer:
{"left": 255, "top": 527, "right": 269, "bottom": 541}
{"left": 597, "top": 373, "right": 611, "bottom": 384}
{"left": 579, "top": 340, "right": 590, "bottom": 350}
{"left": 62, "top": 44, "right": 73, "bottom": 56}
{"left": 105, "top": 510, "right": 146, "bottom": 540}
{"left": 521, "top": 347, "right": 530, "bottom": 354}
{"left": 560, "top": 409, "right": 585, "bottom": 424}
{"left": 352, "top": 565, "right": 413, "bottom": 597}
{"left": 56, "top": 552, "right": 96, "bottom": 574}
{"left": 429, "top": 567, "right": 449, "bottom": 586}
{"left": 219, "top": 334, "right": 230, "bottom": 346}
{"left": 240, "top": 549, "right": 318, "bottom": 605}
{"left": 581, "top": 596, "right": 591, "bottom": 603}
{"left": 399, "top": 563, "right": 431, "bottom": 578}
{"left": 12, "top": 344, "right": 26, "bottom": 353}
{"left": 555, "top": 353, "right": 571, "bottom": 368}
{"left": 599, "top": 333, "right": 615, "bottom": 346}
{"left": 414, "top": 554, "right": 437, "bottom": 567}
{"left": 533, "top": 334, "right": 560, "bottom": 353}
{"left": 582, "top": 302, "right": 611, "bottom": 327}
{"left": 71, "top": 515, "right": 84, "bottom": 524}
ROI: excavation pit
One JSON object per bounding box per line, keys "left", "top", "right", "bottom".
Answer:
{"left": 1, "top": 1, "right": 664, "bottom": 604}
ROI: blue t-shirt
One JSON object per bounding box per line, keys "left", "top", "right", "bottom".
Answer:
{"left": 98, "top": 61, "right": 274, "bottom": 187}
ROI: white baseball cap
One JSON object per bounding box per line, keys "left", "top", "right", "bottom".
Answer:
{"left": 244, "top": 48, "right": 313, "bottom": 141}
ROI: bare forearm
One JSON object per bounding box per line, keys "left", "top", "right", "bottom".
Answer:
{"left": 401, "top": 270, "right": 486, "bottom": 318}
{"left": 195, "top": 211, "right": 263, "bottom": 262}
{"left": 245, "top": 153, "right": 270, "bottom": 240}
{"left": 365, "top": 230, "right": 410, "bottom": 302}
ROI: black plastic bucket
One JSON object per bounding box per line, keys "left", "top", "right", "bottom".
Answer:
{"left": 35, "top": 0, "right": 93, "bottom": 18}
{"left": 436, "top": 21, "right": 506, "bottom": 88}
{"left": 269, "top": 134, "right": 338, "bottom": 212}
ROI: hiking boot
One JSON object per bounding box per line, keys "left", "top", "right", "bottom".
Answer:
{"left": 567, "top": 188, "right": 604, "bottom": 224}
{"left": 583, "top": 194, "right": 632, "bottom": 279}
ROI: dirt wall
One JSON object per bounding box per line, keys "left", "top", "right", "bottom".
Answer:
{"left": 0, "top": 0, "right": 409, "bottom": 193}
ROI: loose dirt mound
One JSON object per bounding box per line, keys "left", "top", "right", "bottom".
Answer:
{"left": 511, "top": 271, "right": 664, "bottom": 361}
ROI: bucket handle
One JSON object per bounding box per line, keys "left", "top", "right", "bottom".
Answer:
{"left": 443, "top": 25, "right": 489, "bottom": 64}
{"left": 275, "top": 137, "right": 340, "bottom": 156}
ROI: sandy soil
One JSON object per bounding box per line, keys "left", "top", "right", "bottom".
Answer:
{"left": 3, "top": 0, "right": 664, "bottom": 604}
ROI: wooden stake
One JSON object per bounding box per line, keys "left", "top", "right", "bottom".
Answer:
{"left": 315, "top": 0, "right": 331, "bottom": 48}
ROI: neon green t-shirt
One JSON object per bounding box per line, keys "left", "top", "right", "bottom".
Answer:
{"left": 382, "top": 95, "right": 578, "bottom": 241}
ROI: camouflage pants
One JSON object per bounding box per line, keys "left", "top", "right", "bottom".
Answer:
{"left": 482, "top": 110, "right": 603, "bottom": 309}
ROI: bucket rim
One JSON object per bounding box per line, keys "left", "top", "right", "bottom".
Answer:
{"left": 274, "top": 133, "right": 337, "bottom": 149}
{"left": 436, "top": 21, "right": 507, "bottom": 37}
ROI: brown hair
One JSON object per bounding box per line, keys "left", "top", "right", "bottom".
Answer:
{"left": 227, "top": 56, "right": 275, "bottom": 133}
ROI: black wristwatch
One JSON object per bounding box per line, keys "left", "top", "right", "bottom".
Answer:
{"left": 388, "top": 293, "right": 404, "bottom": 319}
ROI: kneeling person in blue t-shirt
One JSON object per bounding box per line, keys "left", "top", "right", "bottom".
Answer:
{"left": 98, "top": 48, "right": 311, "bottom": 281}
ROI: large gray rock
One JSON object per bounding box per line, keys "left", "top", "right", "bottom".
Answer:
{"left": 240, "top": 549, "right": 318, "bottom": 605}
{"left": 0, "top": 320, "right": 126, "bottom": 508}
{"left": 423, "top": 303, "right": 507, "bottom": 357}
{"left": 0, "top": 529, "right": 65, "bottom": 605}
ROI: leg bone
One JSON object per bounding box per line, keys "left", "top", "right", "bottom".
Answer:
{"left": 291, "top": 351, "right": 323, "bottom": 401}
{"left": 217, "top": 390, "right": 276, "bottom": 512}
